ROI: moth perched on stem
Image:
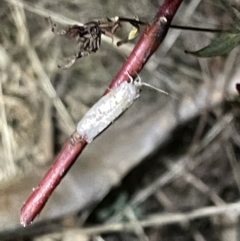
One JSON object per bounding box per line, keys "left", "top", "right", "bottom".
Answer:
{"left": 49, "top": 16, "right": 147, "bottom": 68}
{"left": 21, "top": 0, "right": 182, "bottom": 226}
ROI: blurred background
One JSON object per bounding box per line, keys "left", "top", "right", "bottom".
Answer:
{"left": 1, "top": 0, "right": 240, "bottom": 240}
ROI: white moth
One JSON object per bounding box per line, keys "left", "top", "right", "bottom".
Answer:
{"left": 77, "top": 78, "right": 140, "bottom": 143}
{"left": 76, "top": 75, "right": 171, "bottom": 143}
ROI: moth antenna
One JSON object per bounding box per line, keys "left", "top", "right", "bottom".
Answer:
{"left": 126, "top": 72, "right": 177, "bottom": 99}
{"left": 135, "top": 73, "right": 177, "bottom": 99}
{"left": 141, "top": 82, "right": 169, "bottom": 96}
{"left": 142, "top": 82, "right": 179, "bottom": 99}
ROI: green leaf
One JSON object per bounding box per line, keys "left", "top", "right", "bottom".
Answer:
{"left": 128, "top": 25, "right": 139, "bottom": 41}
{"left": 117, "top": 25, "right": 140, "bottom": 47}
{"left": 185, "top": 33, "right": 240, "bottom": 57}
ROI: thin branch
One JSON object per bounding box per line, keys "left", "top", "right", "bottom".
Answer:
{"left": 39, "top": 202, "right": 240, "bottom": 236}
{"left": 20, "top": 0, "right": 183, "bottom": 226}
{"left": 106, "top": 0, "right": 182, "bottom": 91}
{"left": 20, "top": 132, "right": 87, "bottom": 226}
{"left": 170, "top": 24, "right": 233, "bottom": 33}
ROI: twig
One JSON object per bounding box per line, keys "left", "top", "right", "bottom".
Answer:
{"left": 170, "top": 24, "right": 233, "bottom": 33}
{"left": 106, "top": 0, "right": 182, "bottom": 91}
{"left": 183, "top": 172, "right": 225, "bottom": 205}
{"left": 20, "top": 132, "right": 87, "bottom": 226}
{"left": 38, "top": 202, "right": 240, "bottom": 236}
{"left": 160, "top": 0, "right": 201, "bottom": 56}
{"left": 20, "top": 0, "right": 183, "bottom": 226}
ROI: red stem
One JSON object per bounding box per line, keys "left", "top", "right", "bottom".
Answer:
{"left": 107, "top": 0, "right": 182, "bottom": 91}
{"left": 20, "top": 132, "right": 87, "bottom": 226}
{"left": 20, "top": 0, "right": 183, "bottom": 226}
